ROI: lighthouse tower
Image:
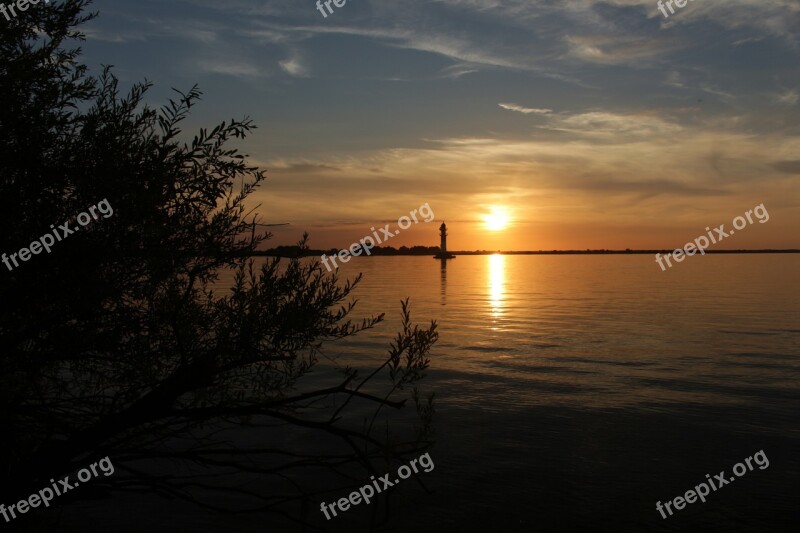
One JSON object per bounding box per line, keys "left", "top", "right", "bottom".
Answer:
{"left": 434, "top": 222, "right": 455, "bottom": 259}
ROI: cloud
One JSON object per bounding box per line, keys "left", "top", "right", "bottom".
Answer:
{"left": 84, "top": 28, "right": 148, "bottom": 44}
{"left": 540, "top": 111, "right": 683, "bottom": 138}
{"left": 174, "top": 27, "right": 218, "bottom": 44}
{"left": 439, "top": 64, "right": 480, "bottom": 79}
{"left": 267, "top": 162, "right": 342, "bottom": 174}
{"left": 565, "top": 34, "right": 673, "bottom": 65}
{"left": 498, "top": 103, "right": 552, "bottom": 115}
{"left": 770, "top": 160, "right": 800, "bottom": 174}
{"left": 256, "top": 22, "right": 531, "bottom": 71}
{"left": 279, "top": 56, "right": 310, "bottom": 77}
{"left": 774, "top": 89, "right": 799, "bottom": 106}
{"left": 665, "top": 71, "right": 685, "bottom": 88}
{"left": 255, "top": 117, "right": 800, "bottom": 216}
{"left": 197, "top": 60, "right": 263, "bottom": 78}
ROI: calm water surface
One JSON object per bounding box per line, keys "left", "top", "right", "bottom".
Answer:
{"left": 68, "top": 255, "right": 799, "bottom": 532}
{"left": 329, "top": 255, "right": 799, "bottom": 409}
{"left": 311, "top": 255, "right": 799, "bottom": 532}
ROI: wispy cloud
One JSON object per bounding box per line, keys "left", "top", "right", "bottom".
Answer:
{"left": 279, "top": 55, "right": 309, "bottom": 77}
{"left": 498, "top": 103, "right": 552, "bottom": 115}
{"left": 83, "top": 28, "right": 148, "bottom": 44}
{"left": 540, "top": 111, "right": 683, "bottom": 138}
{"left": 565, "top": 34, "right": 675, "bottom": 65}
{"left": 771, "top": 160, "right": 800, "bottom": 174}
{"left": 197, "top": 60, "right": 263, "bottom": 78}
{"left": 774, "top": 88, "right": 799, "bottom": 106}
{"left": 439, "top": 64, "right": 480, "bottom": 79}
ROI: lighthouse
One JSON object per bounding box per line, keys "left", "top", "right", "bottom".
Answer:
{"left": 434, "top": 222, "right": 455, "bottom": 259}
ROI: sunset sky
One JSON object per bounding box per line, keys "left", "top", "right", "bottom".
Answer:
{"left": 81, "top": 0, "right": 799, "bottom": 251}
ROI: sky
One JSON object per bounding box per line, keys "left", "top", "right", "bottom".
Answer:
{"left": 79, "top": 0, "right": 799, "bottom": 251}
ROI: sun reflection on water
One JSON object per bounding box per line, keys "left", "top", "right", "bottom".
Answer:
{"left": 488, "top": 253, "right": 505, "bottom": 318}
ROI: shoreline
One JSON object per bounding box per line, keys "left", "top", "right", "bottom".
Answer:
{"left": 254, "top": 249, "right": 800, "bottom": 258}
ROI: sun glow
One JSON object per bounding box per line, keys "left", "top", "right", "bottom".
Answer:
{"left": 483, "top": 207, "right": 510, "bottom": 231}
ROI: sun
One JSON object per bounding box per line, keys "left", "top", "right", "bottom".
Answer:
{"left": 483, "top": 207, "right": 510, "bottom": 231}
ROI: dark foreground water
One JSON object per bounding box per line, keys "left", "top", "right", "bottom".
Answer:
{"left": 55, "top": 255, "right": 799, "bottom": 532}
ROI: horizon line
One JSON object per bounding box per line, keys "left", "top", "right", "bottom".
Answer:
{"left": 257, "top": 247, "right": 800, "bottom": 255}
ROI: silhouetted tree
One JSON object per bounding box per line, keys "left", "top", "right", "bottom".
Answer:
{"left": 0, "top": 1, "right": 437, "bottom": 527}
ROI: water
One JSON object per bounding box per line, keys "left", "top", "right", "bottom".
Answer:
{"left": 336, "top": 255, "right": 799, "bottom": 410}
{"left": 63, "top": 254, "right": 800, "bottom": 532}
{"left": 304, "top": 255, "right": 800, "bottom": 532}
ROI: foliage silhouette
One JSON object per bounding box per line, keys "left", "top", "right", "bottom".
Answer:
{"left": 0, "top": 1, "right": 437, "bottom": 528}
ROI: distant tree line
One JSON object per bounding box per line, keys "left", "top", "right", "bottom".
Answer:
{"left": 258, "top": 245, "right": 442, "bottom": 257}
{"left": 256, "top": 247, "right": 799, "bottom": 257}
